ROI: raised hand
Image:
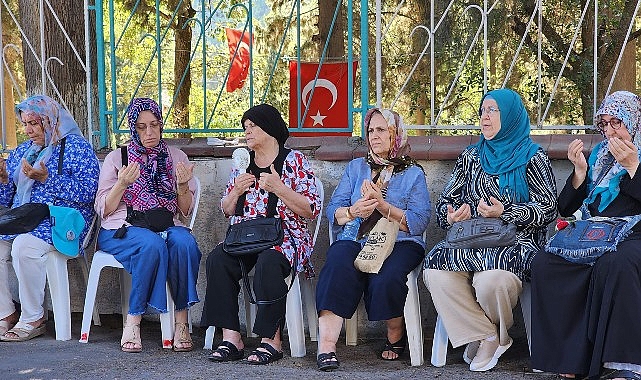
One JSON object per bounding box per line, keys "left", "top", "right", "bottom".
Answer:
{"left": 117, "top": 162, "right": 140, "bottom": 189}
{"left": 349, "top": 197, "right": 379, "bottom": 219}
{"left": 175, "top": 162, "right": 194, "bottom": 185}
{"left": 22, "top": 159, "right": 49, "bottom": 183}
{"left": 446, "top": 203, "right": 471, "bottom": 225}
{"left": 477, "top": 196, "right": 504, "bottom": 218}
{"left": 0, "top": 157, "right": 8, "bottom": 184}
{"left": 258, "top": 164, "right": 285, "bottom": 194}
{"left": 608, "top": 137, "right": 640, "bottom": 177}
{"left": 232, "top": 173, "right": 255, "bottom": 196}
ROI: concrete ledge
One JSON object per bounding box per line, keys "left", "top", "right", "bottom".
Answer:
{"left": 165, "top": 134, "right": 601, "bottom": 161}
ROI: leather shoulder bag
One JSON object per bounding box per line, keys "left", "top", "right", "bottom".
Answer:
{"left": 444, "top": 216, "right": 517, "bottom": 249}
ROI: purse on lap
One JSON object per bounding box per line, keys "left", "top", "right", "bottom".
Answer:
{"left": 444, "top": 217, "right": 516, "bottom": 249}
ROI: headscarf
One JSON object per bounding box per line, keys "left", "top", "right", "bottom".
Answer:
{"left": 13, "top": 95, "right": 83, "bottom": 207}
{"left": 123, "top": 97, "right": 177, "bottom": 213}
{"left": 364, "top": 107, "right": 416, "bottom": 175}
{"left": 586, "top": 90, "right": 641, "bottom": 211}
{"left": 476, "top": 88, "right": 540, "bottom": 202}
{"left": 241, "top": 104, "right": 289, "bottom": 146}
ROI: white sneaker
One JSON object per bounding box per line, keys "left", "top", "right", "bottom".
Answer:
{"left": 469, "top": 336, "right": 512, "bottom": 372}
{"left": 463, "top": 340, "right": 480, "bottom": 364}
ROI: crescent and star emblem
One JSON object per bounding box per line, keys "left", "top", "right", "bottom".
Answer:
{"left": 301, "top": 78, "right": 337, "bottom": 126}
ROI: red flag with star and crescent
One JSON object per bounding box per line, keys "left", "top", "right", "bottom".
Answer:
{"left": 289, "top": 61, "right": 357, "bottom": 136}
{"left": 225, "top": 28, "right": 252, "bottom": 92}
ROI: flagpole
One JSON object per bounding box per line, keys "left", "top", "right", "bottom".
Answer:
{"left": 375, "top": 0, "right": 382, "bottom": 108}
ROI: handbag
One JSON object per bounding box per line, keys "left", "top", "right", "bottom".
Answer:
{"left": 354, "top": 217, "right": 399, "bottom": 274}
{"left": 126, "top": 206, "right": 175, "bottom": 233}
{"left": 444, "top": 217, "right": 516, "bottom": 249}
{"left": 0, "top": 202, "right": 50, "bottom": 234}
{"left": 545, "top": 215, "right": 641, "bottom": 265}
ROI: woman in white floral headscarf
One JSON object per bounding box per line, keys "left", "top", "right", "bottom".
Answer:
{"left": 315, "top": 107, "right": 431, "bottom": 371}
{"left": 531, "top": 91, "right": 641, "bottom": 380}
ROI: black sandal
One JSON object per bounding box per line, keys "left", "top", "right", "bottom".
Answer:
{"left": 317, "top": 352, "right": 340, "bottom": 371}
{"left": 208, "top": 341, "right": 245, "bottom": 362}
{"left": 246, "top": 342, "right": 284, "bottom": 365}
{"left": 601, "top": 369, "right": 641, "bottom": 380}
{"left": 381, "top": 334, "right": 406, "bottom": 361}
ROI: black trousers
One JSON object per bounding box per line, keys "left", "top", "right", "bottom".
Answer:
{"left": 202, "top": 243, "right": 291, "bottom": 339}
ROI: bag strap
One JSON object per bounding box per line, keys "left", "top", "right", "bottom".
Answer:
{"left": 57, "top": 137, "right": 66, "bottom": 175}
{"left": 238, "top": 231, "right": 298, "bottom": 306}
{"left": 121, "top": 145, "right": 128, "bottom": 166}
{"left": 233, "top": 147, "right": 291, "bottom": 217}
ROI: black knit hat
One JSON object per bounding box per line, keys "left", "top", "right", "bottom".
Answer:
{"left": 241, "top": 104, "right": 289, "bottom": 145}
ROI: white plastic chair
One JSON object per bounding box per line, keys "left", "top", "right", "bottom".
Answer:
{"left": 329, "top": 222, "right": 425, "bottom": 366}
{"left": 79, "top": 177, "right": 201, "bottom": 347}
{"left": 204, "top": 176, "right": 324, "bottom": 358}
{"left": 430, "top": 282, "right": 532, "bottom": 367}
{"left": 44, "top": 214, "right": 100, "bottom": 341}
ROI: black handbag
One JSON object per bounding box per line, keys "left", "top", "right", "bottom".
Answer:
{"left": 126, "top": 206, "right": 175, "bottom": 233}
{"left": 0, "top": 202, "right": 50, "bottom": 234}
{"left": 444, "top": 217, "right": 516, "bottom": 249}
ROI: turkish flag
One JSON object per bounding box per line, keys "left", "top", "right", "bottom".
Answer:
{"left": 289, "top": 61, "right": 357, "bottom": 136}
{"left": 225, "top": 28, "right": 252, "bottom": 92}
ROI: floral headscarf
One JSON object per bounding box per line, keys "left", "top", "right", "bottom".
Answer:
{"left": 586, "top": 90, "right": 641, "bottom": 211}
{"left": 363, "top": 108, "right": 415, "bottom": 174}
{"left": 123, "top": 98, "right": 177, "bottom": 213}
{"left": 13, "top": 95, "right": 83, "bottom": 207}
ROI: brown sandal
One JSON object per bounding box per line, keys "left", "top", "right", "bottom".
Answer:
{"left": 172, "top": 322, "right": 193, "bottom": 352}
{"left": 121, "top": 324, "right": 142, "bottom": 353}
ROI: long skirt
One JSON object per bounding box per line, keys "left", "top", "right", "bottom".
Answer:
{"left": 98, "top": 226, "right": 202, "bottom": 315}
{"left": 531, "top": 239, "right": 641, "bottom": 378}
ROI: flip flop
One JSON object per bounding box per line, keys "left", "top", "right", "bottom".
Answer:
{"left": 317, "top": 351, "right": 340, "bottom": 371}
{"left": 0, "top": 321, "right": 46, "bottom": 342}
{"left": 208, "top": 341, "right": 244, "bottom": 362}
{"left": 246, "top": 342, "right": 283, "bottom": 365}
{"left": 381, "top": 334, "right": 406, "bottom": 361}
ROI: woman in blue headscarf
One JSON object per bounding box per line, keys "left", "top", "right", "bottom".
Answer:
{"left": 0, "top": 95, "right": 99, "bottom": 342}
{"left": 531, "top": 91, "right": 641, "bottom": 380}
{"left": 424, "top": 88, "right": 558, "bottom": 372}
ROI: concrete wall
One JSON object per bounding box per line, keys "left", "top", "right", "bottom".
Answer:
{"left": 24, "top": 156, "right": 574, "bottom": 337}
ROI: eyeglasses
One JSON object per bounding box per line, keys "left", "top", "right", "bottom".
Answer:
{"left": 135, "top": 120, "right": 162, "bottom": 133}
{"left": 596, "top": 118, "right": 623, "bottom": 132}
{"left": 479, "top": 106, "right": 500, "bottom": 117}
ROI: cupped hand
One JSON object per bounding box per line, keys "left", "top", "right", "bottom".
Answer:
{"left": 258, "top": 164, "right": 284, "bottom": 194}
{"left": 117, "top": 162, "right": 140, "bottom": 188}
{"left": 22, "top": 159, "right": 48, "bottom": 183}
{"left": 350, "top": 197, "right": 379, "bottom": 219}
{"left": 477, "top": 196, "right": 504, "bottom": 218}
{"left": 446, "top": 203, "right": 471, "bottom": 225}
{"left": 360, "top": 180, "right": 383, "bottom": 202}
{"left": 0, "top": 158, "right": 8, "bottom": 184}
{"left": 567, "top": 139, "right": 587, "bottom": 175}
{"left": 175, "top": 162, "right": 194, "bottom": 185}
{"left": 609, "top": 137, "right": 640, "bottom": 173}
{"left": 233, "top": 172, "right": 255, "bottom": 195}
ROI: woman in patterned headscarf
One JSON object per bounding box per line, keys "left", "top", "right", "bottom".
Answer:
{"left": 95, "top": 97, "right": 201, "bottom": 353}
{"left": 424, "top": 88, "right": 558, "bottom": 372}
{"left": 314, "top": 107, "right": 430, "bottom": 370}
{"left": 531, "top": 91, "right": 641, "bottom": 380}
{"left": 0, "top": 95, "right": 99, "bottom": 342}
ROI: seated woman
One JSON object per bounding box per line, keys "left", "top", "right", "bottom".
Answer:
{"left": 424, "top": 88, "right": 557, "bottom": 372}
{"left": 95, "top": 97, "right": 201, "bottom": 353}
{"left": 531, "top": 91, "right": 641, "bottom": 380}
{"left": 0, "top": 95, "right": 99, "bottom": 341}
{"left": 315, "top": 108, "right": 430, "bottom": 371}
{"left": 203, "top": 104, "right": 321, "bottom": 365}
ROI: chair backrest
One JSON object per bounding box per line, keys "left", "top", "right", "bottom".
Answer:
{"left": 188, "top": 177, "right": 202, "bottom": 230}
{"left": 311, "top": 176, "right": 324, "bottom": 246}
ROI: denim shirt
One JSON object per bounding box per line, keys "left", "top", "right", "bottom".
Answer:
{"left": 326, "top": 157, "right": 431, "bottom": 248}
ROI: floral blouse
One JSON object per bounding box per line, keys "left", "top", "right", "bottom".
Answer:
{"left": 222, "top": 149, "right": 321, "bottom": 275}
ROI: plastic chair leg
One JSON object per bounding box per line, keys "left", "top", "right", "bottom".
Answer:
{"left": 160, "top": 282, "right": 175, "bottom": 349}
{"left": 520, "top": 282, "right": 532, "bottom": 354}
{"left": 285, "top": 276, "right": 306, "bottom": 357}
{"left": 45, "top": 252, "right": 72, "bottom": 341}
{"left": 300, "top": 277, "right": 318, "bottom": 342}
{"left": 79, "top": 254, "right": 101, "bottom": 326}
{"left": 404, "top": 267, "right": 424, "bottom": 366}
{"left": 204, "top": 326, "right": 216, "bottom": 350}
{"left": 79, "top": 255, "right": 106, "bottom": 343}
{"left": 431, "top": 315, "right": 448, "bottom": 367}
{"left": 345, "top": 312, "right": 358, "bottom": 346}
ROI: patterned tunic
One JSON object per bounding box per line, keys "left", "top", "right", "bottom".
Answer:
{"left": 0, "top": 134, "right": 100, "bottom": 247}
{"left": 425, "top": 146, "right": 557, "bottom": 280}
{"left": 222, "top": 149, "right": 321, "bottom": 275}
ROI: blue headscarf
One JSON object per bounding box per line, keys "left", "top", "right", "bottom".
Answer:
{"left": 476, "top": 88, "right": 540, "bottom": 202}
{"left": 586, "top": 91, "right": 641, "bottom": 212}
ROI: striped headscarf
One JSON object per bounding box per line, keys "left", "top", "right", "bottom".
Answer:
{"left": 123, "top": 98, "right": 177, "bottom": 213}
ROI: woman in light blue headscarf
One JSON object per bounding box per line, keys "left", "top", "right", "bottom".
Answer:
{"left": 0, "top": 95, "right": 99, "bottom": 342}
{"left": 424, "top": 88, "right": 558, "bottom": 372}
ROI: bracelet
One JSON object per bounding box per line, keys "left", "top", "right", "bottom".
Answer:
{"left": 345, "top": 206, "right": 354, "bottom": 220}
{"left": 177, "top": 185, "right": 190, "bottom": 196}
{"left": 399, "top": 212, "right": 406, "bottom": 225}
{"left": 387, "top": 206, "right": 392, "bottom": 220}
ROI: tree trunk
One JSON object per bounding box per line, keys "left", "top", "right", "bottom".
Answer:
{"left": 316, "top": 0, "right": 345, "bottom": 61}
{"left": 18, "top": 0, "right": 97, "bottom": 140}
{"left": 168, "top": 0, "right": 194, "bottom": 134}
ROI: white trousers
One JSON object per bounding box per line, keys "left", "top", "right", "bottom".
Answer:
{"left": 0, "top": 234, "right": 56, "bottom": 323}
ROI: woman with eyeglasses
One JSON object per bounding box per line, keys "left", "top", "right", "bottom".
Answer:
{"left": 531, "top": 91, "right": 641, "bottom": 380}
{"left": 95, "top": 97, "right": 201, "bottom": 353}
{"left": 423, "top": 88, "right": 558, "bottom": 372}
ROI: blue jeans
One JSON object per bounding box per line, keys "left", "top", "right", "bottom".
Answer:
{"left": 98, "top": 226, "right": 201, "bottom": 315}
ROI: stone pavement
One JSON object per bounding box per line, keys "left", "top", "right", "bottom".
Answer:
{"left": 0, "top": 313, "right": 560, "bottom": 380}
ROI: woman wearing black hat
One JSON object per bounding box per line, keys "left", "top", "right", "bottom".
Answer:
{"left": 202, "top": 104, "right": 321, "bottom": 365}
